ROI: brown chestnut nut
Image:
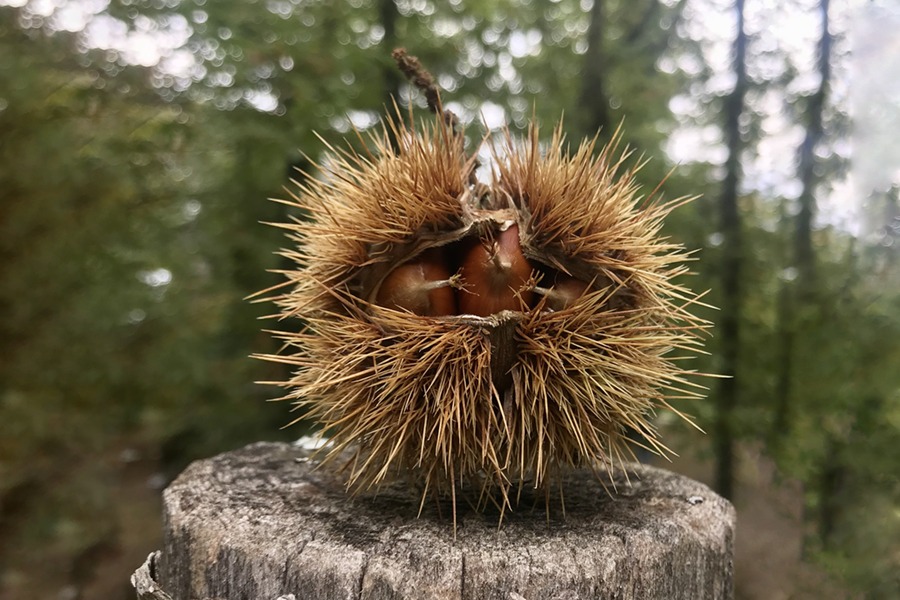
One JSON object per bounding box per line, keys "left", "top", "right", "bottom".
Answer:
{"left": 375, "top": 248, "right": 457, "bottom": 316}
{"left": 458, "top": 224, "right": 534, "bottom": 317}
{"left": 536, "top": 274, "right": 591, "bottom": 311}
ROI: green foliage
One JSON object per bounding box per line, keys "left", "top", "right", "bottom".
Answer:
{"left": 0, "top": 0, "right": 897, "bottom": 597}
{"left": 0, "top": 10, "right": 294, "bottom": 586}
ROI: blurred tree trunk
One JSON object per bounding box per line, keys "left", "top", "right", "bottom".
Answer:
{"left": 796, "top": 0, "right": 831, "bottom": 290}
{"left": 714, "top": 0, "right": 747, "bottom": 501}
{"left": 577, "top": 0, "right": 611, "bottom": 138}
{"left": 378, "top": 0, "right": 403, "bottom": 155}
{"left": 816, "top": 433, "right": 844, "bottom": 549}
{"left": 772, "top": 0, "right": 831, "bottom": 446}
{"left": 379, "top": 0, "right": 402, "bottom": 110}
{"left": 883, "top": 188, "right": 899, "bottom": 268}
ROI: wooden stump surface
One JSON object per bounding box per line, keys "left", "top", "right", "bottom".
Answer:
{"left": 133, "top": 441, "right": 735, "bottom": 600}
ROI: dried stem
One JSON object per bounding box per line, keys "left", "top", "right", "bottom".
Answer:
{"left": 392, "top": 47, "right": 459, "bottom": 132}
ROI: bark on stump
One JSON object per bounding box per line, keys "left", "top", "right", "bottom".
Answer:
{"left": 133, "top": 441, "right": 735, "bottom": 600}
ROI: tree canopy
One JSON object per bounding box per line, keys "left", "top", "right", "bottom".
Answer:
{"left": 0, "top": 0, "right": 897, "bottom": 597}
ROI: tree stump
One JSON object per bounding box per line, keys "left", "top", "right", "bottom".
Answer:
{"left": 132, "top": 442, "right": 734, "bottom": 600}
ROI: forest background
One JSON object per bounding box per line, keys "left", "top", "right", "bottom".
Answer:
{"left": 1, "top": 0, "right": 898, "bottom": 598}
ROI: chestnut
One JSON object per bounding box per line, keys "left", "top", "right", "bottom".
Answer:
{"left": 375, "top": 248, "right": 457, "bottom": 316}
{"left": 535, "top": 274, "right": 591, "bottom": 311}
{"left": 458, "top": 223, "right": 534, "bottom": 317}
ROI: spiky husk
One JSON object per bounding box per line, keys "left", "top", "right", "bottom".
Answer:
{"left": 258, "top": 113, "right": 709, "bottom": 514}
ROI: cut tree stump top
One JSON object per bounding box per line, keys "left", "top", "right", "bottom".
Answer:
{"left": 136, "top": 441, "right": 735, "bottom": 600}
